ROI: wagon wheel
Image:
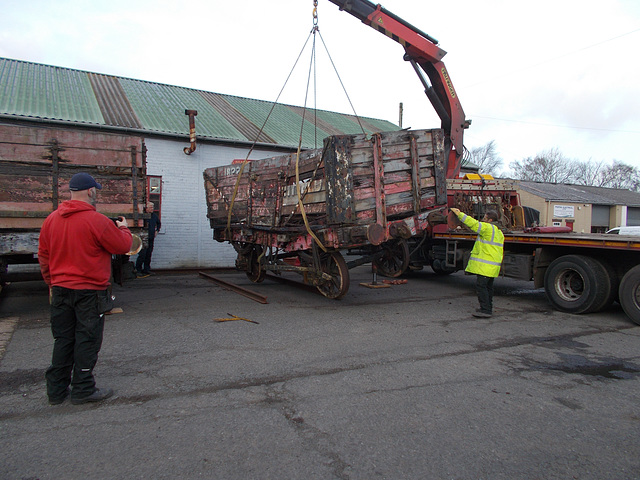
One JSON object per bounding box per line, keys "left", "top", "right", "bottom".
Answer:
{"left": 246, "top": 246, "right": 266, "bottom": 283}
{"left": 233, "top": 242, "right": 253, "bottom": 255}
{"left": 316, "top": 251, "right": 350, "bottom": 300}
{"left": 373, "top": 239, "right": 410, "bottom": 278}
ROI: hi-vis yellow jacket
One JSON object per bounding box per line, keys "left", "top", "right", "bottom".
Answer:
{"left": 457, "top": 213, "right": 505, "bottom": 278}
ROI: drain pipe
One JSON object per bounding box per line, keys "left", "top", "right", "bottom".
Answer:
{"left": 183, "top": 109, "right": 198, "bottom": 155}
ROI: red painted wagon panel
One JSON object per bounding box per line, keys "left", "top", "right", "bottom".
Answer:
{"left": 203, "top": 128, "right": 446, "bottom": 249}
{"left": 0, "top": 122, "right": 147, "bottom": 260}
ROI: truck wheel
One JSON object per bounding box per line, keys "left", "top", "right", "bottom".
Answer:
{"left": 374, "top": 239, "right": 409, "bottom": 278}
{"left": 544, "top": 255, "right": 610, "bottom": 314}
{"left": 316, "top": 251, "right": 350, "bottom": 300}
{"left": 618, "top": 265, "right": 640, "bottom": 325}
{"left": 594, "top": 258, "right": 618, "bottom": 312}
{"left": 430, "top": 258, "right": 455, "bottom": 275}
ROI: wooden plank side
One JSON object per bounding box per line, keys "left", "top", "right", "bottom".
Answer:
{"left": 208, "top": 201, "right": 248, "bottom": 225}
{"left": 0, "top": 123, "right": 146, "bottom": 230}
{"left": 281, "top": 203, "right": 327, "bottom": 216}
{"left": 0, "top": 123, "right": 144, "bottom": 169}
{"left": 204, "top": 128, "right": 445, "bottom": 233}
{"left": 355, "top": 183, "right": 437, "bottom": 216}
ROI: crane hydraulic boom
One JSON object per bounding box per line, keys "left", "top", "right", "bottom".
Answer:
{"left": 328, "top": 0, "right": 470, "bottom": 179}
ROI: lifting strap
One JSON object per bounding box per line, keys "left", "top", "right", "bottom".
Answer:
{"left": 227, "top": 0, "right": 367, "bottom": 252}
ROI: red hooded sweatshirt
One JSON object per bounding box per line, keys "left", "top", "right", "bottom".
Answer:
{"left": 38, "top": 200, "right": 133, "bottom": 289}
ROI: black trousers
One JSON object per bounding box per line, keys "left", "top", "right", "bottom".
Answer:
{"left": 136, "top": 238, "right": 155, "bottom": 272}
{"left": 476, "top": 274, "right": 495, "bottom": 314}
{"left": 46, "top": 287, "right": 111, "bottom": 401}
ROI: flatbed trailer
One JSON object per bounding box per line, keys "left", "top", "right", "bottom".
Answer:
{"left": 416, "top": 219, "right": 640, "bottom": 325}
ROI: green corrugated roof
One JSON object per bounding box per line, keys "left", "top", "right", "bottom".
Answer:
{"left": 0, "top": 59, "right": 104, "bottom": 124}
{"left": 120, "top": 79, "right": 243, "bottom": 139}
{"left": 223, "top": 95, "right": 333, "bottom": 147}
{"left": 0, "top": 57, "right": 399, "bottom": 148}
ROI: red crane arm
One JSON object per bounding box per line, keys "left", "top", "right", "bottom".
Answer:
{"left": 328, "top": 0, "right": 470, "bottom": 178}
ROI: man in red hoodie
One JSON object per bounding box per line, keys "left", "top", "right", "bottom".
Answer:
{"left": 39, "top": 172, "right": 133, "bottom": 405}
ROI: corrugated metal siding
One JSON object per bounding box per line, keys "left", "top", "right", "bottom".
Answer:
{"left": 0, "top": 58, "right": 104, "bottom": 124}
{"left": 221, "top": 94, "right": 331, "bottom": 148}
{"left": 286, "top": 105, "right": 353, "bottom": 138}
{"left": 286, "top": 106, "right": 392, "bottom": 137}
{"left": 0, "top": 57, "right": 399, "bottom": 148}
{"left": 119, "top": 78, "right": 243, "bottom": 140}
{"left": 88, "top": 73, "right": 142, "bottom": 128}
{"left": 199, "top": 91, "right": 275, "bottom": 144}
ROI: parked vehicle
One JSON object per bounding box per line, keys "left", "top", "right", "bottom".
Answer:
{"left": 0, "top": 122, "right": 149, "bottom": 286}
{"left": 415, "top": 177, "right": 640, "bottom": 325}
{"left": 606, "top": 226, "right": 640, "bottom": 236}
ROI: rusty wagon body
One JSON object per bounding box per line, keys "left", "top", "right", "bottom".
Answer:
{"left": 203, "top": 128, "right": 447, "bottom": 298}
{"left": 0, "top": 122, "right": 148, "bottom": 284}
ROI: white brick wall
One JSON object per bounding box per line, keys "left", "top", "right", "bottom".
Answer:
{"left": 139, "top": 138, "right": 285, "bottom": 269}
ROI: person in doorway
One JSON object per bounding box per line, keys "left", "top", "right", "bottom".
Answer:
{"left": 449, "top": 208, "right": 504, "bottom": 318}
{"left": 38, "top": 172, "right": 133, "bottom": 405}
{"left": 135, "top": 202, "right": 161, "bottom": 277}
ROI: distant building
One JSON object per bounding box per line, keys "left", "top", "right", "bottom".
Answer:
{"left": 0, "top": 57, "right": 399, "bottom": 269}
{"left": 517, "top": 181, "right": 640, "bottom": 233}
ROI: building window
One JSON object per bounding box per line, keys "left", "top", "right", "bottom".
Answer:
{"left": 148, "top": 176, "right": 162, "bottom": 219}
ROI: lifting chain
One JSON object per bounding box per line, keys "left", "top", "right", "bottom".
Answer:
{"left": 313, "top": 0, "right": 319, "bottom": 31}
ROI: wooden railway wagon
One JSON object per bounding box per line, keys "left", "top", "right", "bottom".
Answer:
{"left": 0, "top": 122, "right": 148, "bottom": 284}
{"left": 204, "top": 128, "right": 448, "bottom": 298}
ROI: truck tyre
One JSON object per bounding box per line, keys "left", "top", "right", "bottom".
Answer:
{"left": 618, "top": 265, "right": 640, "bottom": 325}
{"left": 430, "top": 258, "right": 455, "bottom": 275}
{"left": 593, "top": 258, "right": 618, "bottom": 312}
{"left": 544, "top": 255, "right": 610, "bottom": 314}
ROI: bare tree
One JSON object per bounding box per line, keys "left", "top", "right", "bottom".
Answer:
{"left": 509, "top": 148, "right": 576, "bottom": 183}
{"left": 468, "top": 140, "right": 503, "bottom": 176}
{"left": 573, "top": 159, "right": 607, "bottom": 186}
{"left": 600, "top": 161, "right": 640, "bottom": 191}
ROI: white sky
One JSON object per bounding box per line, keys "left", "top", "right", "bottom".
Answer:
{"left": 1, "top": 0, "right": 639, "bottom": 173}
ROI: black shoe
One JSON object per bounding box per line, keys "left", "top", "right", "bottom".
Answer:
{"left": 472, "top": 311, "right": 492, "bottom": 318}
{"left": 71, "top": 387, "right": 114, "bottom": 405}
{"left": 49, "top": 388, "right": 70, "bottom": 405}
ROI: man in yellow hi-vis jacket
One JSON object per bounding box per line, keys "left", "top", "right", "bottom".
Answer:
{"left": 450, "top": 208, "right": 505, "bottom": 318}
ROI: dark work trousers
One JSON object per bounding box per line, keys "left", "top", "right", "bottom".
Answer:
{"left": 476, "top": 274, "right": 495, "bottom": 314}
{"left": 46, "top": 287, "right": 110, "bottom": 402}
{"left": 136, "top": 238, "right": 155, "bottom": 272}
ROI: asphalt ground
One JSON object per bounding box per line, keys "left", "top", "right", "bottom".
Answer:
{"left": 1, "top": 266, "right": 639, "bottom": 480}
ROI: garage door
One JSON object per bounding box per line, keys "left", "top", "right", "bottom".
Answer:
{"left": 591, "top": 205, "right": 610, "bottom": 227}
{"left": 627, "top": 207, "right": 640, "bottom": 226}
